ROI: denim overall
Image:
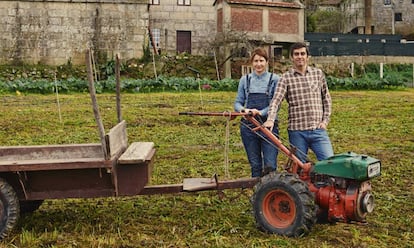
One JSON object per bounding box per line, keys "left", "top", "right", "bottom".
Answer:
{"left": 240, "top": 75, "right": 279, "bottom": 177}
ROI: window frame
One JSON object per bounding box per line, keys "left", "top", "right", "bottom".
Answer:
{"left": 150, "top": 28, "right": 161, "bottom": 50}
{"left": 177, "top": 0, "right": 191, "bottom": 6}
{"left": 394, "top": 12, "right": 402, "bottom": 22}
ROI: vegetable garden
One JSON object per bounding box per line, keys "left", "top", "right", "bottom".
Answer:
{"left": 0, "top": 87, "right": 412, "bottom": 247}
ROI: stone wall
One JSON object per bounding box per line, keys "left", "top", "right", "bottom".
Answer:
{"left": 0, "top": 0, "right": 148, "bottom": 65}
{"left": 148, "top": 0, "right": 216, "bottom": 56}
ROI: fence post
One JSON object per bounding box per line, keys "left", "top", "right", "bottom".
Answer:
{"left": 380, "top": 63, "right": 383, "bottom": 79}
{"left": 350, "top": 63, "right": 354, "bottom": 78}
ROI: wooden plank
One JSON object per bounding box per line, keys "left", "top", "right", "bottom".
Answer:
{"left": 0, "top": 158, "right": 112, "bottom": 172}
{"left": 183, "top": 178, "right": 217, "bottom": 191}
{"left": 0, "top": 143, "right": 103, "bottom": 160}
{"left": 86, "top": 49, "right": 108, "bottom": 159}
{"left": 105, "top": 120, "right": 128, "bottom": 159}
{"left": 138, "top": 184, "right": 184, "bottom": 195}
{"left": 118, "top": 142, "right": 154, "bottom": 164}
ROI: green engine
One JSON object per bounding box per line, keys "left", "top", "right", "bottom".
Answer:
{"left": 314, "top": 151, "right": 381, "bottom": 180}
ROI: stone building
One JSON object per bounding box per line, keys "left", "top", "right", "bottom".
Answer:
{"left": 318, "top": 0, "right": 414, "bottom": 36}
{"left": 0, "top": 0, "right": 304, "bottom": 66}
{"left": 214, "top": 0, "right": 304, "bottom": 53}
{"left": 214, "top": 0, "right": 304, "bottom": 76}
{"left": 370, "top": 0, "right": 414, "bottom": 36}
{"left": 148, "top": 0, "right": 216, "bottom": 56}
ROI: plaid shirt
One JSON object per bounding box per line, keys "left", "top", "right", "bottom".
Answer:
{"left": 267, "top": 66, "right": 332, "bottom": 130}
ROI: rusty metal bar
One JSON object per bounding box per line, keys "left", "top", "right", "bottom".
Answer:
{"left": 138, "top": 177, "right": 259, "bottom": 195}
{"left": 179, "top": 111, "right": 246, "bottom": 117}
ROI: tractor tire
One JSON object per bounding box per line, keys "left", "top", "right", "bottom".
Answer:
{"left": 0, "top": 178, "right": 20, "bottom": 239}
{"left": 19, "top": 200, "right": 44, "bottom": 214}
{"left": 251, "top": 172, "right": 317, "bottom": 237}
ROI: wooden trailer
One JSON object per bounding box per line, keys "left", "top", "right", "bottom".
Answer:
{"left": 0, "top": 120, "right": 156, "bottom": 238}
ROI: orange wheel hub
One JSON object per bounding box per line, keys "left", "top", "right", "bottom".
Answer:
{"left": 262, "top": 189, "right": 296, "bottom": 228}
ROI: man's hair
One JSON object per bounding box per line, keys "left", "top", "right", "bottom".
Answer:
{"left": 250, "top": 47, "right": 269, "bottom": 62}
{"left": 289, "top": 42, "right": 310, "bottom": 57}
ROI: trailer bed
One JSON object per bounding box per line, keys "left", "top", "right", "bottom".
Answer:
{"left": 0, "top": 120, "right": 156, "bottom": 200}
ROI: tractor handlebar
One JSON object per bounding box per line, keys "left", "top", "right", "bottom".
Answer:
{"left": 179, "top": 110, "right": 312, "bottom": 175}
{"left": 178, "top": 111, "right": 253, "bottom": 118}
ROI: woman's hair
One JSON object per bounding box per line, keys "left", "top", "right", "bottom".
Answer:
{"left": 250, "top": 47, "right": 269, "bottom": 62}
{"left": 289, "top": 42, "right": 310, "bottom": 57}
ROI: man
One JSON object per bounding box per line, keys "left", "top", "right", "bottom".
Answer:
{"left": 263, "top": 42, "right": 334, "bottom": 163}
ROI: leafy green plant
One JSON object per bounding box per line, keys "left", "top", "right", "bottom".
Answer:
{"left": 140, "top": 43, "right": 151, "bottom": 63}
{"left": 0, "top": 76, "right": 240, "bottom": 94}
{"left": 326, "top": 71, "right": 407, "bottom": 90}
{"left": 364, "top": 63, "right": 380, "bottom": 73}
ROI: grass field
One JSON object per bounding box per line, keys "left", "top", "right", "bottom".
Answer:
{"left": 0, "top": 89, "right": 413, "bottom": 247}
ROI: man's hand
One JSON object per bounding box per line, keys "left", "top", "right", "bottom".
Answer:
{"left": 318, "top": 122, "right": 327, "bottom": 130}
{"left": 263, "top": 120, "right": 274, "bottom": 130}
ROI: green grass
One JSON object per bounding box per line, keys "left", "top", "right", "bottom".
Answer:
{"left": 0, "top": 89, "right": 413, "bottom": 247}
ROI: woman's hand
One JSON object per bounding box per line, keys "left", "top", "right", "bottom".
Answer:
{"left": 242, "top": 108, "right": 261, "bottom": 116}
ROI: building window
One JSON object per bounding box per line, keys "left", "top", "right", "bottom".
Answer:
{"left": 395, "top": 13, "right": 402, "bottom": 21}
{"left": 384, "top": 0, "right": 391, "bottom": 5}
{"left": 150, "top": 29, "right": 161, "bottom": 54}
{"left": 178, "top": 0, "right": 191, "bottom": 6}
{"left": 149, "top": 0, "right": 159, "bottom": 5}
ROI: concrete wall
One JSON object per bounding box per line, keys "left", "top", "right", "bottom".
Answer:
{"left": 311, "top": 55, "right": 414, "bottom": 65}
{"left": 0, "top": 0, "right": 148, "bottom": 65}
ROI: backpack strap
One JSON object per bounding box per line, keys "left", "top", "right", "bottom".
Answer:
{"left": 266, "top": 73, "right": 273, "bottom": 97}
{"left": 245, "top": 74, "right": 250, "bottom": 96}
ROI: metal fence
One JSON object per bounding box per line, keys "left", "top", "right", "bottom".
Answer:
{"left": 305, "top": 33, "right": 414, "bottom": 56}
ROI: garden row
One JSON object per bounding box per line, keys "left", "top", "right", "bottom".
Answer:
{"left": 0, "top": 72, "right": 409, "bottom": 94}
{"left": 0, "top": 59, "right": 412, "bottom": 93}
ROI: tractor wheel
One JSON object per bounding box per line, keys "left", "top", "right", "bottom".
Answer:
{"left": 0, "top": 178, "right": 20, "bottom": 239}
{"left": 251, "top": 172, "right": 317, "bottom": 237}
{"left": 20, "top": 200, "right": 44, "bottom": 214}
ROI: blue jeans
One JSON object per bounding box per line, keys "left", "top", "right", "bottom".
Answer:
{"left": 288, "top": 129, "right": 334, "bottom": 163}
{"left": 241, "top": 123, "right": 279, "bottom": 177}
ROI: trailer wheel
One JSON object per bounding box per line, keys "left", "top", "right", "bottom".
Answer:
{"left": 0, "top": 178, "right": 20, "bottom": 239}
{"left": 251, "top": 172, "right": 317, "bottom": 237}
{"left": 20, "top": 200, "right": 43, "bottom": 214}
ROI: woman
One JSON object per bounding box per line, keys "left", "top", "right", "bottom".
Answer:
{"left": 234, "top": 47, "right": 280, "bottom": 177}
